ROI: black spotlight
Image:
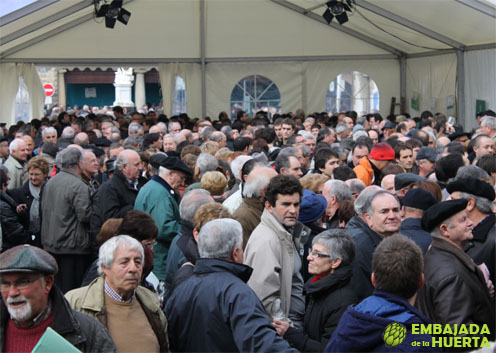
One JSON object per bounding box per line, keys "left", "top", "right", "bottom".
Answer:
{"left": 322, "top": 0, "right": 353, "bottom": 25}
{"left": 94, "top": 0, "right": 131, "bottom": 28}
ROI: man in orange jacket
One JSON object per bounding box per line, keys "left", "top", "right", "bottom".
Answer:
{"left": 353, "top": 142, "right": 395, "bottom": 186}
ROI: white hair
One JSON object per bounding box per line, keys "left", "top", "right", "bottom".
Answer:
{"left": 42, "top": 127, "right": 57, "bottom": 138}
{"left": 98, "top": 235, "right": 144, "bottom": 275}
{"left": 198, "top": 219, "right": 242, "bottom": 260}
{"left": 230, "top": 155, "right": 253, "bottom": 181}
{"left": 242, "top": 173, "right": 271, "bottom": 198}
{"left": 9, "top": 138, "right": 25, "bottom": 154}
{"left": 62, "top": 126, "right": 76, "bottom": 139}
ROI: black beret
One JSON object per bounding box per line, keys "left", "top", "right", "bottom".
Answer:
{"left": 394, "top": 173, "right": 425, "bottom": 191}
{"left": 0, "top": 245, "right": 58, "bottom": 275}
{"left": 403, "top": 188, "right": 438, "bottom": 210}
{"left": 448, "top": 131, "right": 471, "bottom": 141}
{"left": 446, "top": 178, "right": 495, "bottom": 202}
{"left": 149, "top": 153, "right": 168, "bottom": 169}
{"left": 384, "top": 121, "right": 396, "bottom": 129}
{"left": 159, "top": 156, "right": 192, "bottom": 176}
{"left": 0, "top": 136, "right": 8, "bottom": 144}
{"left": 105, "top": 157, "right": 116, "bottom": 173}
{"left": 421, "top": 199, "right": 468, "bottom": 232}
{"left": 94, "top": 138, "right": 112, "bottom": 147}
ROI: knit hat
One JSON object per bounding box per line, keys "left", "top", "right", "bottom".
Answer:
{"left": 298, "top": 189, "right": 327, "bottom": 224}
{"left": 369, "top": 142, "right": 395, "bottom": 161}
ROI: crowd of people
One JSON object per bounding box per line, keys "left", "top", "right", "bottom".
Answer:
{"left": 0, "top": 105, "right": 495, "bottom": 352}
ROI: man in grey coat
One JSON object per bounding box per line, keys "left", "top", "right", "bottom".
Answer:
{"left": 4, "top": 138, "right": 29, "bottom": 190}
{"left": 41, "top": 148, "right": 92, "bottom": 293}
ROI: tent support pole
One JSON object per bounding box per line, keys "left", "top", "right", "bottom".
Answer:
{"left": 400, "top": 55, "right": 406, "bottom": 113}
{"left": 200, "top": 0, "right": 206, "bottom": 118}
{"left": 456, "top": 49, "right": 466, "bottom": 127}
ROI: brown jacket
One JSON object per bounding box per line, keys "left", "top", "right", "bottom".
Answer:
{"left": 233, "top": 197, "right": 264, "bottom": 248}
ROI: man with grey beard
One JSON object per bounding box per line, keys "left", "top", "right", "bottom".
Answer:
{"left": 0, "top": 245, "right": 116, "bottom": 352}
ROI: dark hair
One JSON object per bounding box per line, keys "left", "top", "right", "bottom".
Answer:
{"left": 264, "top": 175, "right": 302, "bottom": 207}
{"left": 477, "top": 154, "right": 496, "bottom": 175}
{"left": 233, "top": 137, "right": 251, "bottom": 152}
{"left": 405, "top": 138, "right": 423, "bottom": 150}
{"left": 333, "top": 166, "right": 357, "bottom": 181}
{"left": 435, "top": 153, "right": 465, "bottom": 183}
{"left": 382, "top": 164, "right": 405, "bottom": 175}
{"left": 314, "top": 148, "right": 339, "bottom": 171}
{"left": 281, "top": 118, "right": 295, "bottom": 129}
{"left": 445, "top": 142, "right": 466, "bottom": 155}
{"left": 240, "top": 159, "right": 259, "bottom": 184}
{"left": 353, "top": 138, "right": 373, "bottom": 153}
{"left": 373, "top": 235, "right": 423, "bottom": 299}
{"left": 338, "top": 200, "right": 355, "bottom": 226}
{"left": 275, "top": 153, "right": 296, "bottom": 174}
{"left": 0, "top": 168, "right": 8, "bottom": 189}
{"left": 394, "top": 143, "right": 412, "bottom": 160}
{"left": 257, "top": 127, "right": 276, "bottom": 144}
{"left": 117, "top": 210, "right": 158, "bottom": 241}
{"left": 413, "top": 180, "right": 442, "bottom": 202}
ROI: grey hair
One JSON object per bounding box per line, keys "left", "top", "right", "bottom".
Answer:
{"left": 196, "top": 153, "right": 218, "bottom": 176}
{"left": 198, "top": 219, "right": 243, "bottom": 260}
{"left": 97, "top": 235, "right": 144, "bottom": 275}
{"left": 201, "top": 126, "right": 215, "bottom": 141}
{"left": 301, "top": 132, "right": 316, "bottom": 142}
{"left": 313, "top": 229, "right": 356, "bottom": 266}
{"left": 347, "top": 178, "right": 366, "bottom": 195}
{"left": 179, "top": 189, "right": 213, "bottom": 221}
{"left": 324, "top": 179, "right": 352, "bottom": 202}
{"left": 297, "top": 145, "right": 311, "bottom": 158}
{"left": 363, "top": 189, "right": 399, "bottom": 215}
{"left": 275, "top": 153, "right": 296, "bottom": 174}
{"left": 354, "top": 185, "right": 382, "bottom": 214}
{"left": 61, "top": 126, "right": 75, "bottom": 139}
{"left": 163, "top": 134, "right": 179, "bottom": 144}
{"left": 8, "top": 138, "right": 25, "bottom": 154}
{"left": 304, "top": 117, "right": 315, "bottom": 124}
{"left": 56, "top": 147, "right": 82, "bottom": 169}
{"left": 128, "top": 122, "right": 143, "bottom": 135}
{"left": 168, "top": 121, "right": 181, "bottom": 132}
{"left": 114, "top": 152, "right": 130, "bottom": 171}
{"left": 353, "top": 130, "right": 369, "bottom": 141}
{"left": 221, "top": 125, "right": 232, "bottom": 136}
{"left": 74, "top": 132, "right": 89, "bottom": 145}
{"left": 335, "top": 123, "right": 349, "bottom": 134}
{"left": 242, "top": 173, "right": 271, "bottom": 198}
{"left": 356, "top": 115, "right": 368, "bottom": 126}
{"left": 123, "top": 136, "right": 142, "bottom": 149}
{"left": 159, "top": 166, "right": 171, "bottom": 178}
{"left": 455, "top": 166, "right": 490, "bottom": 182}
{"left": 42, "top": 127, "right": 57, "bottom": 138}
{"left": 230, "top": 155, "right": 253, "bottom": 181}
{"left": 82, "top": 149, "right": 95, "bottom": 163}
{"left": 481, "top": 116, "right": 496, "bottom": 130}
{"left": 210, "top": 131, "right": 226, "bottom": 143}
{"left": 458, "top": 191, "right": 493, "bottom": 214}
{"left": 110, "top": 132, "right": 121, "bottom": 143}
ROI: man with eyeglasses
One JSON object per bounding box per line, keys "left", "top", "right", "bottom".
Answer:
{"left": 0, "top": 244, "right": 116, "bottom": 352}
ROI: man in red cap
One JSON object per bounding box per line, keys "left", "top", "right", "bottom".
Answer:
{"left": 353, "top": 142, "right": 395, "bottom": 186}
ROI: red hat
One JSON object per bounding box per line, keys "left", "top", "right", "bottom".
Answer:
{"left": 369, "top": 142, "right": 395, "bottom": 161}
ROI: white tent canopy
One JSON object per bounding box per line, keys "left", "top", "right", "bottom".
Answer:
{"left": 1, "top": 0, "right": 495, "bottom": 129}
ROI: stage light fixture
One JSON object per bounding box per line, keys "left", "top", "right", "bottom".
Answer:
{"left": 94, "top": 0, "right": 131, "bottom": 28}
{"left": 322, "top": 0, "right": 353, "bottom": 25}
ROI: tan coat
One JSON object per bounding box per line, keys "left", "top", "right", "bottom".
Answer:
{"left": 4, "top": 156, "right": 27, "bottom": 190}
{"left": 244, "top": 208, "right": 309, "bottom": 317}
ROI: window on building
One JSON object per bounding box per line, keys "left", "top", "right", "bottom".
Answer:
{"left": 326, "top": 71, "right": 379, "bottom": 115}
{"left": 230, "top": 75, "right": 281, "bottom": 120}
{"left": 171, "top": 76, "right": 186, "bottom": 115}
{"left": 15, "top": 76, "right": 30, "bottom": 123}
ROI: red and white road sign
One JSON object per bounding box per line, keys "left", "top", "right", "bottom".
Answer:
{"left": 44, "top": 83, "right": 55, "bottom": 97}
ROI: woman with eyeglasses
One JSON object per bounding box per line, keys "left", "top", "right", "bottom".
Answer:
{"left": 272, "top": 229, "right": 358, "bottom": 352}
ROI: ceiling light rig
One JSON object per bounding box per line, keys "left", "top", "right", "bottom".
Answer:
{"left": 323, "top": 0, "right": 354, "bottom": 25}
{"left": 94, "top": 0, "right": 131, "bottom": 29}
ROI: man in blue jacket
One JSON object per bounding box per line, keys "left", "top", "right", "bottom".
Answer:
{"left": 165, "top": 218, "right": 298, "bottom": 352}
{"left": 326, "top": 235, "right": 441, "bottom": 352}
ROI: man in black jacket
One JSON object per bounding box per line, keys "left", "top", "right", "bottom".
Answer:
{"left": 0, "top": 245, "right": 116, "bottom": 352}
{"left": 417, "top": 199, "right": 495, "bottom": 342}
{"left": 89, "top": 149, "right": 143, "bottom": 242}
{"left": 165, "top": 219, "right": 297, "bottom": 352}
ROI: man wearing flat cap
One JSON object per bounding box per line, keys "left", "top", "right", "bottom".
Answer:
{"left": 134, "top": 156, "right": 192, "bottom": 286}
{"left": 415, "top": 147, "right": 437, "bottom": 178}
{"left": 399, "top": 188, "right": 438, "bottom": 253}
{"left": 416, "top": 200, "right": 495, "bottom": 341}
{"left": 0, "top": 245, "right": 116, "bottom": 352}
{"left": 353, "top": 142, "right": 395, "bottom": 187}
{"left": 447, "top": 177, "right": 496, "bottom": 286}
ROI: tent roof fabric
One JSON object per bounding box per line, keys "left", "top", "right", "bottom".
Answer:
{"left": 1, "top": 0, "right": 495, "bottom": 63}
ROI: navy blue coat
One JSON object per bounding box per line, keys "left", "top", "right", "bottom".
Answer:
{"left": 325, "top": 291, "right": 442, "bottom": 353}
{"left": 400, "top": 218, "right": 432, "bottom": 254}
{"left": 165, "top": 258, "right": 297, "bottom": 352}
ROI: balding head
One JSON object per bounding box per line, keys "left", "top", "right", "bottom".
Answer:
{"left": 116, "top": 149, "right": 141, "bottom": 181}
{"left": 243, "top": 167, "right": 278, "bottom": 199}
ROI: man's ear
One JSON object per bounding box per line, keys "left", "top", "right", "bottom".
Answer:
{"left": 193, "top": 228, "right": 199, "bottom": 243}
{"left": 364, "top": 213, "right": 373, "bottom": 228}
{"left": 371, "top": 272, "right": 376, "bottom": 288}
{"left": 466, "top": 197, "right": 476, "bottom": 212}
{"left": 44, "top": 275, "right": 55, "bottom": 294}
{"left": 418, "top": 273, "right": 424, "bottom": 290}
{"left": 265, "top": 200, "right": 273, "bottom": 212}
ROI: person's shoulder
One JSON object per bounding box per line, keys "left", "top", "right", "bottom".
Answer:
{"left": 136, "top": 285, "right": 161, "bottom": 310}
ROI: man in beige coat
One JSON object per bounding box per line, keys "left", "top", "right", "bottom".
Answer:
{"left": 244, "top": 175, "right": 309, "bottom": 328}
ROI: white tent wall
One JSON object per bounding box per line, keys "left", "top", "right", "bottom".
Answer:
{"left": 464, "top": 49, "right": 496, "bottom": 132}
{"left": 406, "top": 53, "right": 457, "bottom": 119}
{"left": 205, "top": 58, "right": 399, "bottom": 118}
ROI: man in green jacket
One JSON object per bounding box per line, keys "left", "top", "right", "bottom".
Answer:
{"left": 134, "top": 156, "right": 191, "bottom": 283}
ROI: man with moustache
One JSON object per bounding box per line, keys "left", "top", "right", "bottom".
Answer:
{"left": 0, "top": 245, "right": 116, "bottom": 352}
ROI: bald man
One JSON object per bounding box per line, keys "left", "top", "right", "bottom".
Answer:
{"left": 233, "top": 167, "right": 278, "bottom": 248}
{"left": 89, "top": 149, "right": 143, "bottom": 239}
